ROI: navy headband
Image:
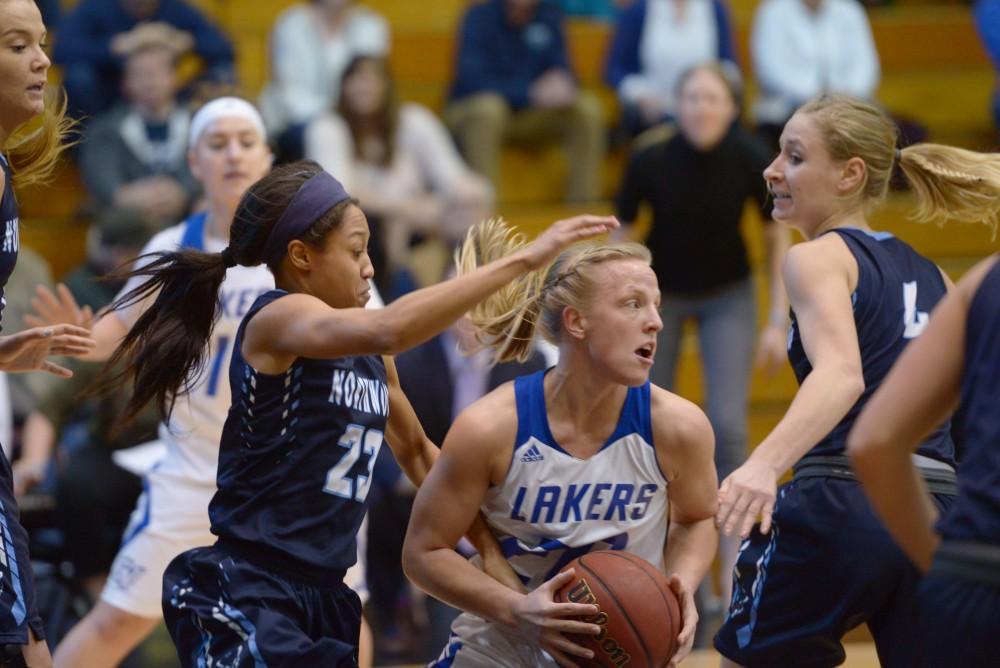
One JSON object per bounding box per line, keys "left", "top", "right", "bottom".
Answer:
{"left": 262, "top": 171, "right": 352, "bottom": 265}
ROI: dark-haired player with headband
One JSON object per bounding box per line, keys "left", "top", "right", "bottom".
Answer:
{"left": 99, "top": 159, "right": 616, "bottom": 666}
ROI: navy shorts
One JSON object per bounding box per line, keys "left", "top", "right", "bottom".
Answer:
{"left": 0, "top": 451, "right": 43, "bottom": 648}
{"left": 916, "top": 572, "right": 1000, "bottom": 667}
{"left": 163, "top": 543, "right": 361, "bottom": 668}
{"left": 714, "top": 477, "right": 953, "bottom": 668}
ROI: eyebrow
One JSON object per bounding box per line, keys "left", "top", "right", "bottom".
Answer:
{"left": 1, "top": 28, "right": 45, "bottom": 40}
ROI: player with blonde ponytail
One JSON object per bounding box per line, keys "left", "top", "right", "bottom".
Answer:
{"left": 714, "top": 93, "right": 1000, "bottom": 668}
{"left": 405, "top": 219, "right": 718, "bottom": 668}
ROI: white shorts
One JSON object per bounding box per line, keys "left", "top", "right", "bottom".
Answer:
{"left": 430, "top": 612, "right": 556, "bottom": 668}
{"left": 102, "top": 470, "right": 216, "bottom": 618}
{"left": 102, "top": 469, "right": 371, "bottom": 618}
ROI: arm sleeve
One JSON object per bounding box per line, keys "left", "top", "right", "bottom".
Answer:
{"left": 751, "top": 1, "right": 819, "bottom": 102}
{"left": 267, "top": 10, "right": 330, "bottom": 125}
{"left": 451, "top": 7, "right": 533, "bottom": 107}
{"left": 833, "top": 2, "right": 880, "bottom": 98}
{"left": 406, "top": 105, "right": 478, "bottom": 195}
{"left": 975, "top": 0, "right": 1000, "bottom": 68}
{"left": 52, "top": 4, "right": 115, "bottom": 65}
{"left": 304, "top": 114, "right": 357, "bottom": 193}
{"left": 713, "top": 0, "right": 738, "bottom": 65}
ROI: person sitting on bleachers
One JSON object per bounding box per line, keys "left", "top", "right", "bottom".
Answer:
{"left": 445, "top": 0, "right": 606, "bottom": 203}
{"left": 53, "top": 0, "right": 235, "bottom": 120}
{"left": 605, "top": 0, "right": 737, "bottom": 137}
{"left": 78, "top": 32, "right": 199, "bottom": 227}
{"left": 750, "top": 0, "right": 879, "bottom": 150}
{"left": 259, "top": 0, "right": 389, "bottom": 163}
{"left": 974, "top": 0, "right": 1000, "bottom": 141}
{"left": 306, "top": 56, "right": 492, "bottom": 294}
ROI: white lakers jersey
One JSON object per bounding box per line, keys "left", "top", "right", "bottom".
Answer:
{"left": 481, "top": 370, "right": 669, "bottom": 591}
{"left": 114, "top": 213, "right": 275, "bottom": 485}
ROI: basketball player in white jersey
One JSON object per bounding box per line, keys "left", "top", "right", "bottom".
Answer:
{"left": 23, "top": 97, "right": 350, "bottom": 668}
{"left": 403, "top": 223, "right": 719, "bottom": 667}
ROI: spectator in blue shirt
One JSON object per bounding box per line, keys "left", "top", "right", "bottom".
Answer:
{"left": 445, "top": 0, "right": 606, "bottom": 202}
{"left": 975, "top": 0, "right": 1000, "bottom": 139}
{"left": 53, "top": 0, "right": 235, "bottom": 119}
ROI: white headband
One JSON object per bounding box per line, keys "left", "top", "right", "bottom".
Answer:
{"left": 188, "top": 96, "right": 267, "bottom": 148}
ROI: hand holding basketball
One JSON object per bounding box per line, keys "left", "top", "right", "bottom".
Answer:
{"left": 717, "top": 458, "right": 778, "bottom": 538}
{"left": 509, "top": 568, "right": 601, "bottom": 667}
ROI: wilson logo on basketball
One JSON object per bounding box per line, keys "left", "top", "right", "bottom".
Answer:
{"left": 566, "top": 578, "right": 632, "bottom": 666}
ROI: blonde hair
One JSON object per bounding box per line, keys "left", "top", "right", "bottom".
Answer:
{"left": 3, "top": 88, "right": 76, "bottom": 189}
{"left": 799, "top": 94, "right": 1000, "bottom": 229}
{"left": 456, "top": 218, "right": 652, "bottom": 363}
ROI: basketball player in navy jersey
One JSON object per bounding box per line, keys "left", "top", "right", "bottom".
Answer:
{"left": 0, "top": 1, "right": 96, "bottom": 665}
{"left": 849, "top": 250, "right": 1000, "bottom": 667}
{"left": 403, "top": 223, "right": 718, "bottom": 668}
{"left": 711, "top": 95, "right": 986, "bottom": 668}
{"left": 97, "top": 159, "right": 617, "bottom": 666}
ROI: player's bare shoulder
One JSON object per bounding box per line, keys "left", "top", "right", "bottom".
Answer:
{"left": 442, "top": 380, "right": 520, "bottom": 484}
{"left": 648, "top": 383, "right": 714, "bottom": 481}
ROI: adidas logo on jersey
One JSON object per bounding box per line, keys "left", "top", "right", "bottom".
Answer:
{"left": 520, "top": 444, "right": 545, "bottom": 463}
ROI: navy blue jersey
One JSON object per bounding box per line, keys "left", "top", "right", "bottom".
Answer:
{"left": 938, "top": 258, "right": 1000, "bottom": 544}
{"left": 788, "top": 227, "right": 954, "bottom": 464}
{"left": 0, "top": 155, "right": 20, "bottom": 330}
{"left": 209, "top": 290, "right": 389, "bottom": 580}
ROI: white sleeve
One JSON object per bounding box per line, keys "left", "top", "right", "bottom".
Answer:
{"left": 403, "top": 105, "right": 476, "bottom": 196}
{"left": 751, "top": 1, "right": 819, "bottom": 102}
{"left": 349, "top": 10, "right": 390, "bottom": 56}
{"left": 304, "top": 114, "right": 358, "bottom": 193}
{"left": 267, "top": 9, "right": 329, "bottom": 126}
{"left": 832, "top": 1, "right": 880, "bottom": 98}
{"left": 618, "top": 73, "right": 659, "bottom": 105}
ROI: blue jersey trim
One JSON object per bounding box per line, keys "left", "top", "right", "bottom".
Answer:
{"left": 513, "top": 369, "right": 653, "bottom": 459}
{"left": 179, "top": 211, "right": 209, "bottom": 251}
{"left": 120, "top": 476, "right": 152, "bottom": 548}
{"left": 0, "top": 500, "right": 26, "bottom": 625}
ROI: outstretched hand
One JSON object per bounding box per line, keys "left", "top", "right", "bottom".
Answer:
{"left": 716, "top": 458, "right": 778, "bottom": 539}
{"left": 520, "top": 215, "right": 620, "bottom": 271}
{"left": 0, "top": 325, "right": 96, "bottom": 377}
{"left": 25, "top": 283, "right": 94, "bottom": 331}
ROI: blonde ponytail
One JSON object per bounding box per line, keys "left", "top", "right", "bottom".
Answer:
{"left": 4, "top": 88, "right": 76, "bottom": 190}
{"left": 898, "top": 144, "right": 1000, "bottom": 231}
{"left": 457, "top": 218, "right": 653, "bottom": 364}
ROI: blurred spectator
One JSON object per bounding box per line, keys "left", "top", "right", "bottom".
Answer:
{"left": 556, "top": 0, "right": 622, "bottom": 19}
{"left": 79, "top": 37, "right": 199, "bottom": 226}
{"left": 615, "top": 65, "right": 789, "bottom": 600}
{"left": 62, "top": 208, "right": 159, "bottom": 311}
{"left": 446, "top": 0, "right": 606, "bottom": 202}
{"left": 605, "top": 0, "right": 737, "bottom": 136}
{"left": 975, "top": 0, "right": 1000, "bottom": 140}
{"left": 306, "top": 56, "right": 492, "bottom": 291}
{"left": 367, "top": 317, "right": 547, "bottom": 663}
{"left": 259, "top": 0, "right": 389, "bottom": 163}
{"left": 750, "top": 0, "right": 879, "bottom": 150}
{"left": 53, "top": 0, "right": 235, "bottom": 119}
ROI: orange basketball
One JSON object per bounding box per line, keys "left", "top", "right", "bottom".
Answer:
{"left": 554, "top": 551, "right": 681, "bottom": 668}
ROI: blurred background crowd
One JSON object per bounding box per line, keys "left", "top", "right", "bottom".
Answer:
{"left": 7, "top": 0, "right": 1000, "bottom": 665}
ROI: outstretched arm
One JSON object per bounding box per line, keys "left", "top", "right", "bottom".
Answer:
{"left": 717, "top": 239, "right": 864, "bottom": 538}
{"left": 848, "top": 255, "right": 996, "bottom": 570}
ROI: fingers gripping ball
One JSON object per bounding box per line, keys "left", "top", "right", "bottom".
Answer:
{"left": 554, "top": 551, "right": 681, "bottom": 668}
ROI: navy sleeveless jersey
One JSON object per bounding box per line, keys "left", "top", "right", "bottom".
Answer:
{"left": 0, "top": 155, "right": 20, "bottom": 330}
{"left": 787, "top": 227, "right": 954, "bottom": 463}
{"left": 938, "top": 258, "right": 1000, "bottom": 543}
{"left": 209, "top": 289, "right": 389, "bottom": 579}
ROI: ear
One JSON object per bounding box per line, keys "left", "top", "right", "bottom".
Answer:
{"left": 287, "top": 239, "right": 311, "bottom": 272}
{"left": 187, "top": 149, "right": 202, "bottom": 181}
{"left": 837, "top": 156, "right": 867, "bottom": 196}
{"left": 562, "top": 305, "right": 587, "bottom": 341}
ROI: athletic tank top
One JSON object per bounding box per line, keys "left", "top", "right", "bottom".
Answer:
{"left": 480, "top": 370, "right": 669, "bottom": 591}
{"left": 210, "top": 289, "right": 389, "bottom": 579}
{"left": 938, "top": 257, "right": 1000, "bottom": 544}
{"left": 788, "top": 228, "right": 955, "bottom": 464}
{"left": 0, "top": 155, "right": 20, "bottom": 330}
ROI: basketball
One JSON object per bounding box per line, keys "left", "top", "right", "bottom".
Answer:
{"left": 554, "top": 551, "right": 681, "bottom": 668}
